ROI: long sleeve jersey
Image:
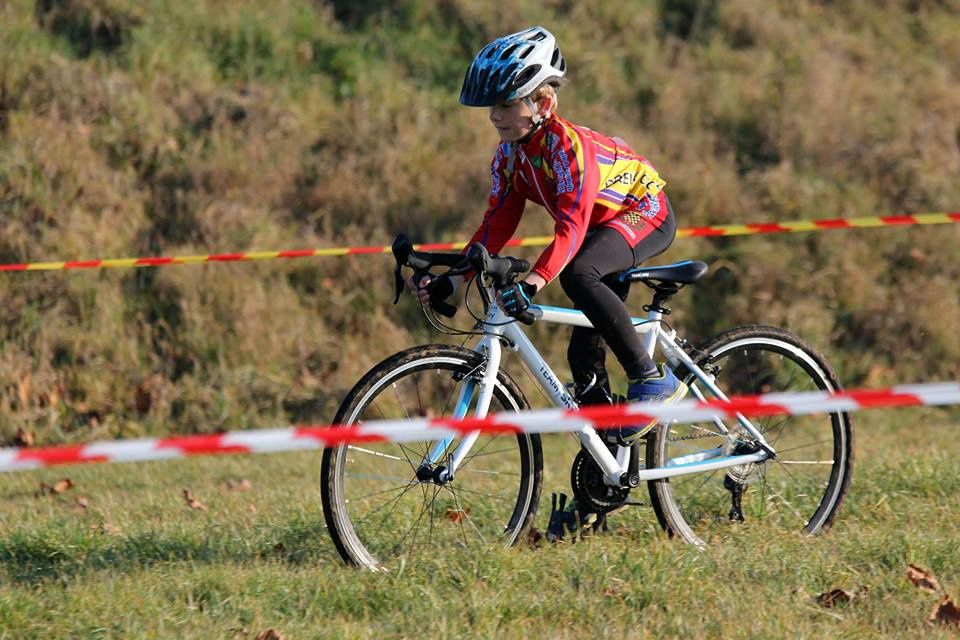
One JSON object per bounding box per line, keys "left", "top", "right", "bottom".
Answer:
{"left": 466, "top": 114, "right": 670, "bottom": 283}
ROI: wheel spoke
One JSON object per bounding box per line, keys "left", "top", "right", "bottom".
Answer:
{"left": 322, "top": 350, "right": 540, "bottom": 569}
{"left": 347, "top": 445, "right": 404, "bottom": 462}
{"left": 649, "top": 330, "right": 851, "bottom": 547}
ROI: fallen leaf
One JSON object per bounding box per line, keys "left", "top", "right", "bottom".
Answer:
{"left": 74, "top": 497, "right": 89, "bottom": 511}
{"left": 13, "top": 428, "right": 34, "bottom": 447}
{"left": 254, "top": 629, "right": 284, "bottom": 640}
{"left": 183, "top": 489, "right": 208, "bottom": 511}
{"left": 230, "top": 627, "right": 249, "bottom": 639}
{"left": 816, "top": 588, "right": 854, "bottom": 608}
{"left": 40, "top": 478, "right": 75, "bottom": 495}
{"left": 52, "top": 478, "right": 74, "bottom": 493}
{"left": 247, "top": 503, "right": 257, "bottom": 514}
{"left": 929, "top": 595, "right": 960, "bottom": 627}
{"left": 815, "top": 585, "right": 868, "bottom": 608}
{"left": 445, "top": 507, "right": 470, "bottom": 524}
{"left": 223, "top": 478, "right": 253, "bottom": 492}
{"left": 908, "top": 564, "right": 942, "bottom": 593}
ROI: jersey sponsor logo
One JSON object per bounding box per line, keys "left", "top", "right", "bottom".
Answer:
{"left": 603, "top": 167, "right": 665, "bottom": 194}
{"left": 624, "top": 193, "right": 661, "bottom": 219}
{"left": 551, "top": 149, "right": 574, "bottom": 194}
{"left": 490, "top": 145, "right": 507, "bottom": 196}
{"left": 490, "top": 168, "right": 502, "bottom": 196}
{"left": 609, "top": 218, "right": 637, "bottom": 240}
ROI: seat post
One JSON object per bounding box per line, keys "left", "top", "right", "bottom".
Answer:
{"left": 644, "top": 283, "right": 680, "bottom": 315}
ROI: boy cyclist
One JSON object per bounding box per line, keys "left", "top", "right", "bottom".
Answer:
{"left": 416, "top": 26, "right": 686, "bottom": 445}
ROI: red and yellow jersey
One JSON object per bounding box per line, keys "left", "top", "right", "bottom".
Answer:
{"left": 466, "top": 114, "right": 670, "bottom": 283}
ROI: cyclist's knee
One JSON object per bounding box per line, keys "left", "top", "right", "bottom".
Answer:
{"left": 559, "top": 262, "right": 603, "bottom": 301}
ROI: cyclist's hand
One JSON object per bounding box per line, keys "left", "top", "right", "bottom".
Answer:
{"left": 407, "top": 274, "right": 456, "bottom": 314}
{"left": 498, "top": 281, "right": 536, "bottom": 317}
{"left": 406, "top": 275, "right": 432, "bottom": 305}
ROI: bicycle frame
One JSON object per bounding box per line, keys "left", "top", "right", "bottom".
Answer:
{"left": 427, "top": 289, "right": 775, "bottom": 487}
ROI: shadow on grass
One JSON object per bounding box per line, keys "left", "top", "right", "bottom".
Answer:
{"left": 0, "top": 516, "right": 341, "bottom": 584}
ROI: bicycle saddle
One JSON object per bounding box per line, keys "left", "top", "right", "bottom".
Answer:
{"left": 618, "top": 260, "right": 709, "bottom": 285}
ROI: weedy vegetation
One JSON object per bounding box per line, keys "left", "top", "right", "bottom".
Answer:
{"left": 1, "top": 0, "right": 959, "bottom": 636}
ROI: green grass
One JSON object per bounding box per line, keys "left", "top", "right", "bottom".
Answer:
{"left": 2, "top": 408, "right": 959, "bottom": 638}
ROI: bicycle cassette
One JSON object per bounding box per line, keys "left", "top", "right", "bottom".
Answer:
{"left": 570, "top": 448, "right": 630, "bottom": 513}
{"left": 724, "top": 439, "right": 765, "bottom": 485}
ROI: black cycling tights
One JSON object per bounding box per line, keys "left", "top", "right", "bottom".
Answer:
{"left": 558, "top": 210, "right": 676, "bottom": 401}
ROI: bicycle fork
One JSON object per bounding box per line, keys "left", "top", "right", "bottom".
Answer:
{"left": 417, "top": 336, "right": 503, "bottom": 484}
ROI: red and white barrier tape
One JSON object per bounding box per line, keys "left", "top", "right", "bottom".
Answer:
{"left": 2, "top": 382, "right": 958, "bottom": 474}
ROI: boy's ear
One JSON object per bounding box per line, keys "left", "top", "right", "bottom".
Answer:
{"left": 537, "top": 94, "right": 556, "bottom": 117}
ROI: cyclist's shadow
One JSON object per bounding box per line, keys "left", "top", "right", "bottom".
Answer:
{"left": 0, "top": 517, "right": 341, "bottom": 585}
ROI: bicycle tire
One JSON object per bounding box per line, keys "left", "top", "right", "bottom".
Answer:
{"left": 647, "top": 325, "right": 854, "bottom": 547}
{"left": 321, "top": 344, "right": 543, "bottom": 570}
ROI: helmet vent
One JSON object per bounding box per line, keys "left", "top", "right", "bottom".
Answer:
{"left": 513, "top": 65, "right": 540, "bottom": 89}
{"left": 529, "top": 30, "right": 547, "bottom": 42}
{"left": 500, "top": 43, "right": 519, "bottom": 60}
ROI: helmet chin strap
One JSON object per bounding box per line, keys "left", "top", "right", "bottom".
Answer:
{"left": 523, "top": 96, "right": 543, "bottom": 126}
{"left": 518, "top": 94, "right": 553, "bottom": 143}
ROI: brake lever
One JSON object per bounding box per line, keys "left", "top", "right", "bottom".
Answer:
{"left": 392, "top": 264, "right": 404, "bottom": 305}
{"left": 391, "top": 234, "right": 414, "bottom": 305}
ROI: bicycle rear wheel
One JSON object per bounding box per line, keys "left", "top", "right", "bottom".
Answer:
{"left": 647, "top": 325, "right": 854, "bottom": 547}
{"left": 321, "top": 345, "right": 543, "bottom": 570}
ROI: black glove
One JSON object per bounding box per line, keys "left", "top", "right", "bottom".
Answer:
{"left": 499, "top": 281, "right": 536, "bottom": 317}
{"left": 424, "top": 274, "right": 456, "bottom": 317}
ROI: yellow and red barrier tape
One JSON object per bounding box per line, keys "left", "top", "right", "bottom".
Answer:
{"left": 2, "top": 212, "right": 957, "bottom": 272}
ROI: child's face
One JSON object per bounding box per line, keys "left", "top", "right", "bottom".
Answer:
{"left": 489, "top": 99, "right": 538, "bottom": 142}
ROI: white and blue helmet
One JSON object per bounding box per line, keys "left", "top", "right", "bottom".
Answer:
{"left": 459, "top": 27, "right": 566, "bottom": 107}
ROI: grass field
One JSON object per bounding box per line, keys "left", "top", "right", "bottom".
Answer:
{"left": 2, "top": 1, "right": 959, "bottom": 637}
{"left": 2, "top": 407, "right": 959, "bottom": 639}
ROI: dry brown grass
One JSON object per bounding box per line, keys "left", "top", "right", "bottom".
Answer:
{"left": 1, "top": 0, "right": 959, "bottom": 441}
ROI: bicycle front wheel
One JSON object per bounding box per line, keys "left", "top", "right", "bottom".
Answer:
{"left": 647, "top": 326, "right": 854, "bottom": 547}
{"left": 321, "top": 345, "right": 543, "bottom": 570}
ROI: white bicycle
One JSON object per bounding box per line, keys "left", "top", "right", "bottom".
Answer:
{"left": 321, "top": 235, "right": 854, "bottom": 570}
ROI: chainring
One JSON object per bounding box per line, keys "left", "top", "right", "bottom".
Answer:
{"left": 570, "top": 448, "right": 630, "bottom": 513}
